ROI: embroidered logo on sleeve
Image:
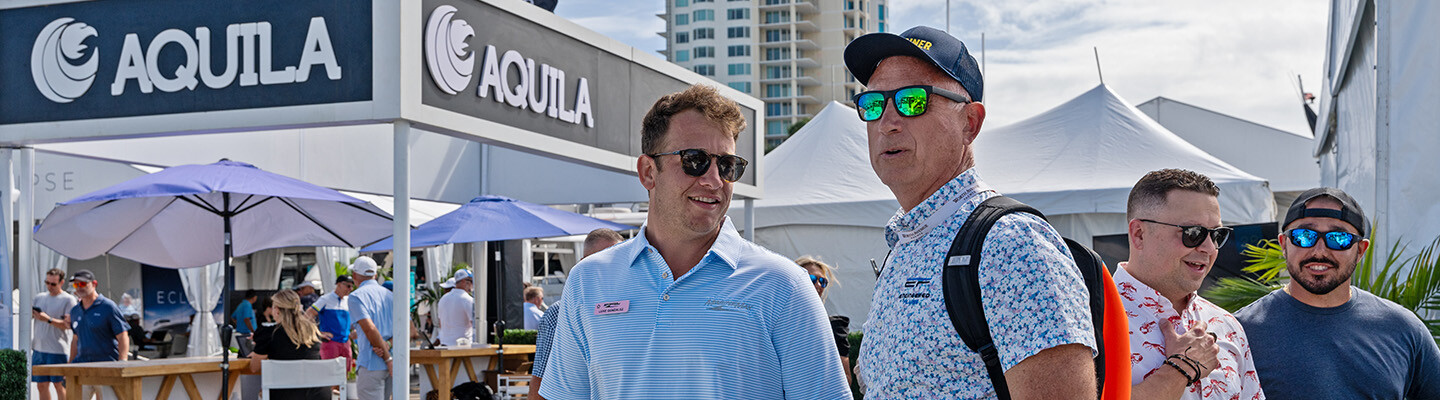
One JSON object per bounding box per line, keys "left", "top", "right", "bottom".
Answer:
{"left": 594, "top": 300, "right": 629, "bottom": 315}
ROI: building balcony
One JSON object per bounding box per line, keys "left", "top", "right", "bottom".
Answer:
{"left": 759, "top": 0, "right": 817, "bottom": 13}
{"left": 763, "top": 110, "right": 815, "bottom": 120}
{"left": 761, "top": 93, "right": 821, "bottom": 104}
{"left": 759, "top": 20, "right": 817, "bottom": 32}
{"left": 843, "top": 8, "right": 870, "bottom": 19}
{"left": 758, "top": 38, "right": 819, "bottom": 50}
{"left": 759, "top": 74, "right": 822, "bottom": 87}
{"left": 761, "top": 56, "right": 820, "bottom": 69}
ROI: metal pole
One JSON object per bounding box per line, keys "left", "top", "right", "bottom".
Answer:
{"left": 18, "top": 148, "right": 35, "bottom": 356}
{"left": 1, "top": 148, "right": 22, "bottom": 398}
{"left": 1093, "top": 47, "right": 1104, "bottom": 84}
{"left": 392, "top": 120, "right": 412, "bottom": 400}
{"left": 744, "top": 198, "right": 755, "bottom": 242}
{"left": 220, "top": 194, "right": 233, "bottom": 400}
{"left": 946, "top": 0, "right": 951, "bottom": 34}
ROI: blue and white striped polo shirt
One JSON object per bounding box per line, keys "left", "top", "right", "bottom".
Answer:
{"left": 538, "top": 218, "right": 852, "bottom": 400}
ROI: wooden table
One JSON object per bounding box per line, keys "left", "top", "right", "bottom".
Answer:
{"left": 33, "top": 357, "right": 256, "bottom": 400}
{"left": 410, "top": 345, "right": 535, "bottom": 400}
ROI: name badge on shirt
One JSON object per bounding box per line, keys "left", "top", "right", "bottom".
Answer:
{"left": 594, "top": 300, "right": 629, "bottom": 315}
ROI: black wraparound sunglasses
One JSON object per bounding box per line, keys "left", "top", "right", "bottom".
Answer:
{"left": 852, "top": 85, "right": 972, "bottom": 121}
{"left": 647, "top": 149, "right": 749, "bottom": 182}
{"left": 1139, "top": 219, "right": 1233, "bottom": 248}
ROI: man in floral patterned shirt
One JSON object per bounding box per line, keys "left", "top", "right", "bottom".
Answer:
{"left": 846, "top": 26, "right": 1098, "bottom": 399}
{"left": 1116, "top": 169, "right": 1263, "bottom": 399}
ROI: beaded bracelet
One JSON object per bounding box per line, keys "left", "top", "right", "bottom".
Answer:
{"left": 1162, "top": 358, "right": 1195, "bottom": 384}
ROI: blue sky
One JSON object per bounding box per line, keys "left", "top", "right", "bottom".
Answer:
{"left": 556, "top": 0, "right": 1328, "bottom": 136}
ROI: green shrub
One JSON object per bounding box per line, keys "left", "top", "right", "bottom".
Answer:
{"left": 500, "top": 329, "right": 538, "bottom": 345}
{"left": 0, "top": 349, "right": 26, "bottom": 400}
{"left": 847, "top": 331, "right": 863, "bottom": 400}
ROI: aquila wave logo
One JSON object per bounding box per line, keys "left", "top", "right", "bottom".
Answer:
{"left": 425, "top": 5, "right": 474, "bottom": 95}
{"left": 31, "top": 18, "right": 100, "bottom": 103}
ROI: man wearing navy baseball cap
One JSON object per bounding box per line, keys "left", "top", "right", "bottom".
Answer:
{"left": 1236, "top": 187, "right": 1440, "bottom": 399}
{"left": 847, "top": 26, "right": 1098, "bottom": 399}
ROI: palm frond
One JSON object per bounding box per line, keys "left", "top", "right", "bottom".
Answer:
{"left": 1205, "top": 277, "right": 1285, "bottom": 313}
{"left": 1240, "top": 240, "right": 1287, "bottom": 282}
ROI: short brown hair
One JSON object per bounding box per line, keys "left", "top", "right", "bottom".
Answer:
{"left": 46, "top": 268, "right": 66, "bottom": 279}
{"left": 641, "top": 85, "right": 747, "bottom": 155}
{"left": 524, "top": 286, "right": 544, "bottom": 301}
{"left": 584, "top": 228, "right": 624, "bottom": 249}
{"left": 1127, "top": 169, "right": 1220, "bottom": 219}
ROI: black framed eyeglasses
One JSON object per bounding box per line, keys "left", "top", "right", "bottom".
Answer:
{"left": 1139, "top": 219, "right": 1232, "bottom": 248}
{"left": 852, "top": 85, "right": 972, "bottom": 121}
{"left": 1285, "top": 228, "right": 1358, "bottom": 251}
{"left": 646, "top": 149, "right": 749, "bottom": 182}
{"left": 809, "top": 274, "right": 829, "bottom": 288}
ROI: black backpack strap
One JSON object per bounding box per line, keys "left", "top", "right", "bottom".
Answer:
{"left": 1064, "top": 237, "right": 1110, "bottom": 393}
{"left": 944, "top": 196, "right": 1042, "bottom": 400}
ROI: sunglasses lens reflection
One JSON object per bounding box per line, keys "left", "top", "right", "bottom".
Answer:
{"left": 1325, "top": 231, "right": 1356, "bottom": 250}
{"left": 895, "top": 87, "right": 929, "bottom": 117}
{"left": 857, "top": 93, "right": 886, "bottom": 121}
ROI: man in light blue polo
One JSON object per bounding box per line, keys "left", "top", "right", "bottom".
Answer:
{"left": 346, "top": 256, "right": 393, "bottom": 400}
{"left": 539, "top": 85, "right": 851, "bottom": 400}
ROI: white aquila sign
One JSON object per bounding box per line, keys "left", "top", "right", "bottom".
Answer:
{"left": 424, "top": 5, "right": 595, "bottom": 128}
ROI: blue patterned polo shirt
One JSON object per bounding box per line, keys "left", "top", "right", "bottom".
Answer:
{"left": 856, "top": 168, "right": 1096, "bottom": 399}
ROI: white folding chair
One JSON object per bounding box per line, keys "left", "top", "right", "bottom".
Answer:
{"left": 261, "top": 358, "right": 347, "bottom": 400}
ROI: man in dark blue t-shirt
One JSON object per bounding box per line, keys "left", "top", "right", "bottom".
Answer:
{"left": 1236, "top": 188, "right": 1440, "bottom": 399}
{"left": 67, "top": 269, "right": 130, "bottom": 365}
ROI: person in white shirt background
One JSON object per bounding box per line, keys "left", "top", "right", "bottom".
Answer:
{"left": 436, "top": 269, "right": 475, "bottom": 346}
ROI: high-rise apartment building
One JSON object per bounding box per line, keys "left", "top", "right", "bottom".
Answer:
{"left": 660, "top": 0, "right": 888, "bottom": 150}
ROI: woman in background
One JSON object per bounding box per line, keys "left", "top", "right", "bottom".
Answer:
{"left": 248, "top": 289, "right": 326, "bottom": 400}
{"left": 795, "top": 256, "right": 852, "bottom": 386}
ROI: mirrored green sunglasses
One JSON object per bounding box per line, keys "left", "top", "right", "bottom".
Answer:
{"left": 852, "top": 85, "right": 972, "bottom": 121}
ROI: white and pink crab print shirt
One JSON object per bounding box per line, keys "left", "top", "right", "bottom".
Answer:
{"left": 1114, "top": 264, "right": 1265, "bottom": 400}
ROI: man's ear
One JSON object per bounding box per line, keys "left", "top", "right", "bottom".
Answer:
{"left": 638, "top": 155, "right": 658, "bottom": 191}
{"left": 962, "top": 102, "right": 986, "bottom": 144}
{"left": 1127, "top": 218, "right": 1145, "bottom": 251}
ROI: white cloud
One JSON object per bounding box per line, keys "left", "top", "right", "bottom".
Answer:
{"left": 887, "top": 0, "right": 1328, "bottom": 135}
{"left": 559, "top": 0, "right": 1327, "bottom": 135}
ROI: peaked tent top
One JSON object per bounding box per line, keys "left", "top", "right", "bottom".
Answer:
{"left": 976, "top": 84, "right": 1273, "bottom": 222}
{"left": 736, "top": 101, "right": 899, "bottom": 229}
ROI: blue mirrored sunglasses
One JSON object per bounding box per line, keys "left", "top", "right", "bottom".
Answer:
{"left": 808, "top": 274, "right": 829, "bottom": 288}
{"left": 1285, "top": 228, "right": 1358, "bottom": 250}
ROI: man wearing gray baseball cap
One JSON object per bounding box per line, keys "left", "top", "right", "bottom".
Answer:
{"left": 1236, "top": 187, "right": 1440, "bottom": 399}
{"left": 846, "top": 26, "right": 1097, "bottom": 399}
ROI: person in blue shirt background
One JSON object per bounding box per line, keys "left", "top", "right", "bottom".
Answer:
{"left": 67, "top": 269, "right": 130, "bottom": 400}
{"left": 539, "top": 85, "right": 851, "bottom": 400}
{"left": 232, "top": 290, "right": 258, "bottom": 337}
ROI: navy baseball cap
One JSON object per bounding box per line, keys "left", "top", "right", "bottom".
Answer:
{"left": 844, "top": 26, "right": 984, "bottom": 102}
{"left": 1282, "top": 187, "right": 1368, "bottom": 237}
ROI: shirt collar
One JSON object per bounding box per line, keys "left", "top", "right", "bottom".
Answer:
{"left": 1115, "top": 262, "right": 1196, "bottom": 316}
{"left": 885, "top": 168, "right": 991, "bottom": 247}
{"left": 626, "top": 216, "right": 742, "bottom": 271}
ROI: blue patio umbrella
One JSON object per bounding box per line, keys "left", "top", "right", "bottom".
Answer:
{"left": 362, "top": 195, "right": 634, "bottom": 251}
{"left": 360, "top": 195, "right": 633, "bottom": 352}
{"left": 34, "top": 159, "right": 394, "bottom": 400}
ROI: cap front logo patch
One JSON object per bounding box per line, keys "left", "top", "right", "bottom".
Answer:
{"left": 907, "top": 38, "right": 933, "bottom": 50}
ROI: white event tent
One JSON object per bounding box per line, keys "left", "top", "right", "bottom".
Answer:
{"left": 736, "top": 84, "right": 1275, "bottom": 326}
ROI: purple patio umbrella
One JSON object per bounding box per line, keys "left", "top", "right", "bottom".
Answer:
{"left": 35, "top": 159, "right": 394, "bottom": 400}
